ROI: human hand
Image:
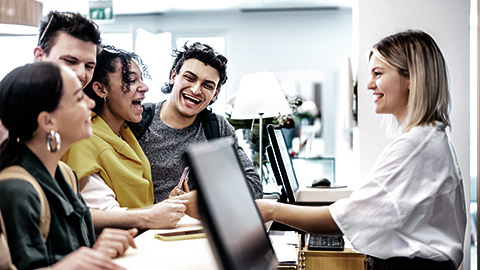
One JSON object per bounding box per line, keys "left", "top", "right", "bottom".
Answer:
{"left": 169, "top": 176, "right": 190, "bottom": 198}
{"left": 255, "top": 199, "right": 277, "bottom": 222}
{"left": 143, "top": 199, "right": 187, "bottom": 229}
{"left": 93, "top": 228, "right": 137, "bottom": 258}
{"left": 171, "top": 191, "right": 198, "bottom": 220}
{"left": 50, "top": 246, "right": 126, "bottom": 270}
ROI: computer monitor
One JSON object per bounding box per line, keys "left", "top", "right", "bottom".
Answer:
{"left": 186, "top": 138, "right": 278, "bottom": 270}
{"left": 266, "top": 145, "right": 287, "bottom": 203}
{"left": 266, "top": 124, "right": 299, "bottom": 204}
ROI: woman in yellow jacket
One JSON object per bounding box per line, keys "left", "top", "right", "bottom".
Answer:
{"left": 63, "top": 46, "right": 189, "bottom": 229}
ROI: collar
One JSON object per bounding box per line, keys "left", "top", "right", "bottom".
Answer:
{"left": 20, "top": 148, "right": 89, "bottom": 219}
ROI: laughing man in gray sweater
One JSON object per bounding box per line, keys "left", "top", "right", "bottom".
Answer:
{"left": 138, "top": 42, "right": 262, "bottom": 202}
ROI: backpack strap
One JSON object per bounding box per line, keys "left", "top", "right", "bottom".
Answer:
{"left": 199, "top": 108, "right": 220, "bottom": 140}
{"left": 0, "top": 211, "right": 17, "bottom": 270}
{"left": 128, "top": 103, "right": 220, "bottom": 141}
{"left": 58, "top": 161, "right": 77, "bottom": 194}
{"left": 0, "top": 166, "right": 50, "bottom": 241}
{"left": 128, "top": 103, "right": 156, "bottom": 140}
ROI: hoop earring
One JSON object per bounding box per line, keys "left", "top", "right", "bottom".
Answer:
{"left": 46, "top": 130, "right": 61, "bottom": 153}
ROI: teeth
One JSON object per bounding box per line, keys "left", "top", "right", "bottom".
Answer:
{"left": 183, "top": 94, "right": 201, "bottom": 104}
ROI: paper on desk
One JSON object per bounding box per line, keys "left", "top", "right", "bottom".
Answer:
{"left": 269, "top": 230, "right": 298, "bottom": 246}
{"left": 269, "top": 231, "right": 298, "bottom": 264}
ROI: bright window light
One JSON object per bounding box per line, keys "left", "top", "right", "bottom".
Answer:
{"left": 0, "top": 35, "right": 37, "bottom": 80}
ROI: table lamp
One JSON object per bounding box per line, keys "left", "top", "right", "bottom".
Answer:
{"left": 230, "top": 71, "right": 292, "bottom": 182}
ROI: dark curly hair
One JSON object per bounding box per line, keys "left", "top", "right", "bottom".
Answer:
{"left": 161, "top": 42, "right": 228, "bottom": 94}
{"left": 83, "top": 45, "right": 150, "bottom": 115}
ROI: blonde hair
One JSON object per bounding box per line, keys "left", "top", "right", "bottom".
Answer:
{"left": 370, "top": 30, "right": 451, "bottom": 132}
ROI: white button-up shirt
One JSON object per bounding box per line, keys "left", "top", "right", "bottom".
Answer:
{"left": 329, "top": 122, "right": 466, "bottom": 268}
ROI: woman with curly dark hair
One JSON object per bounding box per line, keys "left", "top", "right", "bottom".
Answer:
{"left": 62, "top": 46, "right": 187, "bottom": 230}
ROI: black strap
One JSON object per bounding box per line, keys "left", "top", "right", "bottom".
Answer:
{"left": 365, "top": 256, "right": 455, "bottom": 270}
{"left": 129, "top": 104, "right": 220, "bottom": 141}
{"left": 199, "top": 108, "right": 219, "bottom": 140}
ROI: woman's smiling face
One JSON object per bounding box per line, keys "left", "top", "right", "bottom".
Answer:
{"left": 367, "top": 53, "right": 410, "bottom": 124}
{"left": 53, "top": 66, "right": 95, "bottom": 147}
{"left": 103, "top": 60, "right": 149, "bottom": 124}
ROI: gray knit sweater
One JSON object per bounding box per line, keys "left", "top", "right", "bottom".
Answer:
{"left": 139, "top": 101, "right": 263, "bottom": 202}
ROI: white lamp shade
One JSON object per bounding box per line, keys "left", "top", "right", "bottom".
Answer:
{"left": 231, "top": 72, "right": 292, "bottom": 120}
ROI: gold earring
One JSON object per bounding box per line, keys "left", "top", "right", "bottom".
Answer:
{"left": 46, "top": 130, "right": 61, "bottom": 153}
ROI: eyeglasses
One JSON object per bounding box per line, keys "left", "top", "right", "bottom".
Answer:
{"left": 38, "top": 12, "right": 76, "bottom": 46}
{"left": 98, "top": 45, "right": 152, "bottom": 80}
{"left": 101, "top": 45, "right": 129, "bottom": 55}
{"left": 38, "top": 11, "right": 98, "bottom": 47}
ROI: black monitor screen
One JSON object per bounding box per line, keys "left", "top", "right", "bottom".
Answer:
{"left": 186, "top": 138, "right": 278, "bottom": 270}
{"left": 267, "top": 125, "right": 299, "bottom": 204}
{"left": 266, "top": 145, "right": 287, "bottom": 203}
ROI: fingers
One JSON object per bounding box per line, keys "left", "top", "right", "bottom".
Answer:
{"left": 175, "top": 188, "right": 186, "bottom": 196}
{"left": 52, "top": 247, "right": 126, "bottom": 270}
{"left": 127, "top": 228, "right": 138, "bottom": 248}
{"left": 183, "top": 177, "right": 190, "bottom": 192}
{"left": 128, "top": 227, "right": 138, "bottom": 237}
{"left": 168, "top": 189, "right": 177, "bottom": 199}
{"left": 165, "top": 199, "right": 188, "bottom": 204}
{"left": 173, "top": 191, "right": 196, "bottom": 201}
{"left": 169, "top": 201, "right": 187, "bottom": 213}
{"left": 161, "top": 199, "right": 188, "bottom": 212}
{"left": 94, "top": 228, "right": 137, "bottom": 257}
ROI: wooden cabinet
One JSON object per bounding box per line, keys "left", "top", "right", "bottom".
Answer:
{"left": 300, "top": 248, "right": 365, "bottom": 270}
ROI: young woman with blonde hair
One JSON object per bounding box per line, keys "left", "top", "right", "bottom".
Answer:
{"left": 257, "top": 30, "right": 466, "bottom": 270}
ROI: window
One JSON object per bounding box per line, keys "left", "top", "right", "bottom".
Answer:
{"left": 0, "top": 36, "right": 37, "bottom": 80}
{"left": 135, "top": 29, "right": 172, "bottom": 103}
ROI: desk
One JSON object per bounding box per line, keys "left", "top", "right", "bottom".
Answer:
{"left": 114, "top": 216, "right": 217, "bottom": 270}
{"left": 114, "top": 216, "right": 299, "bottom": 270}
{"left": 300, "top": 247, "right": 365, "bottom": 270}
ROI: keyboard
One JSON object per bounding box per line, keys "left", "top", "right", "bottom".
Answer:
{"left": 307, "top": 234, "right": 345, "bottom": 251}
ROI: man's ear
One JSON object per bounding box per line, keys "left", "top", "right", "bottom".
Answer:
{"left": 211, "top": 88, "right": 221, "bottom": 103}
{"left": 33, "top": 46, "right": 45, "bottom": 63}
{"left": 170, "top": 69, "right": 177, "bottom": 85}
{"left": 92, "top": 82, "right": 107, "bottom": 99}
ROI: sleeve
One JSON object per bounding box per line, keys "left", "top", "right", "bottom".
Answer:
{"left": 79, "top": 174, "right": 127, "bottom": 212}
{"left": 0, "top": 180, "right": 49, "bottom": 270}
{"left": 218, "top": 116, "right": 263, "bottom": 199}
{"left": 328, "top": 137, "right": 417, "bottom": 249}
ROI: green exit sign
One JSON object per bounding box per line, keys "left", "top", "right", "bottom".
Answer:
{"left": 89, "top": 1, "right": 114, "bottom": 21}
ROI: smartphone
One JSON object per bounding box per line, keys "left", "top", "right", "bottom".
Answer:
{"left": 176, "top": 166, "right": 190, "bottom": 190}
{"left": 154, "top": 229, "right": 205, "bottom": 241}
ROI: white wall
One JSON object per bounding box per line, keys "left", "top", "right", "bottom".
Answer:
{"left": 354, "top": 0, "right": 471, "bottom": 268}
{"left": 99, "top": 9, "right": 352, "bottom": 156}
{"left": 101, "top": 9, "right": 352, "bottom": 96}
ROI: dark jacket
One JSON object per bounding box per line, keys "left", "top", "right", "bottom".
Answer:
{"left": 0, "top": 148, "right": 95, "bottom": 270}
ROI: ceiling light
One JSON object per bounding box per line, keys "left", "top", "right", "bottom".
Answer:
{"left": 0, "top": 0, "right": 43, "bottom": 35}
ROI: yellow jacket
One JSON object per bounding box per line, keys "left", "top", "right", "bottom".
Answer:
{"left": 62, "top": 114, "right": 153, "bottom": 208}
